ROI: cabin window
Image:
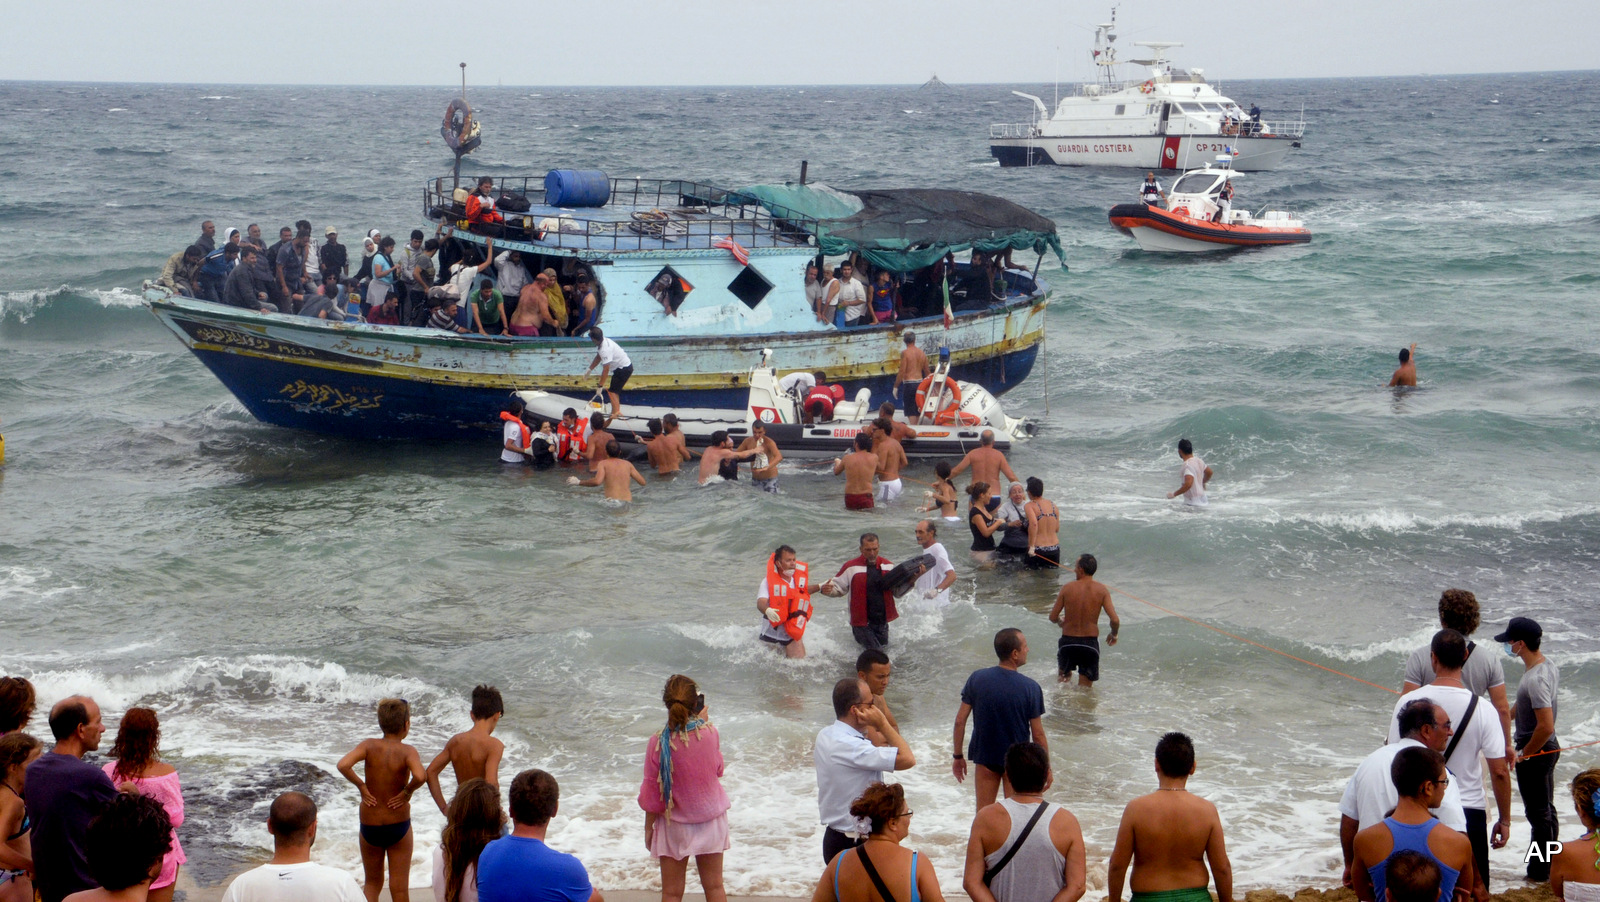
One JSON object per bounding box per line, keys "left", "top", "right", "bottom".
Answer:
{"left": 727, "top": 265, "right": 773, "bottom": 309}
{"left": 1114, "top": 104, "right": 1126, "bottom": 115}
{"left": 646, "top": 266, "right": 693, "bottom": 313}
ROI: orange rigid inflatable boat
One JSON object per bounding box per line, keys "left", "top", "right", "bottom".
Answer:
{"left": 1109, "top": 161, "right": 1310, "bottom": 252}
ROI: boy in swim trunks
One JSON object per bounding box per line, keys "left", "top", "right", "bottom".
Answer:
{"left": 1048, "top": 554, "right": 1119, "bottom": 687}
{"left": 424, "top": 685, "right": 505, "bottom": 816}
{"left": 335, "top": 699, "right": 426, "bottom": 902}
{"left": 1108, "top": 732, "right": 1233, "bottom": 902}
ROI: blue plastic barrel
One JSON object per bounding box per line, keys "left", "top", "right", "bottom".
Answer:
{"left": 544, "top": 170, "right": 610, "bottom": 207}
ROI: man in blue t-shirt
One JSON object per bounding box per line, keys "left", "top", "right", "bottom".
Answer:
{"left": 476, "top": 769, "right": 601, "bottom": 902}
{"left": 26, "top": 696, "right": 118, "bottom": 902}
{"left": 953, "top": 628, "right": 1048, "bottom": 812}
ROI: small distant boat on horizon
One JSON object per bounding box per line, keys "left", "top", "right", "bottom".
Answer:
{"left": 988, "top": 8, "right": 1305, "bottom": 171}
{"left": 1108, "top": 159, "right": 1310, "bottom": 253}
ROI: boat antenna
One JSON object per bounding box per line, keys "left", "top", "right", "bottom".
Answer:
{"left": 460, "top": 62, "right": 467, "bottom": 103}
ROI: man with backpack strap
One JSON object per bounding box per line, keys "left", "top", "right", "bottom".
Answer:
{"left": 963, "top": 742, "right": 1084, "bottom": 902}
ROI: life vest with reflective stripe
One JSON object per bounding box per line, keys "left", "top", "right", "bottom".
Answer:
{"left": 500, "top": 411, "right": 531, "bottom": 451}
{"left": 765, "top": 555, "right": 813, "bottom": 641}
{"left": 557, "top": 420, "right": 588, "bottom": 461}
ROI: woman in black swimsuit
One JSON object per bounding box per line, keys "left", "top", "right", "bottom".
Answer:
{"left": 967, "top": 482, "right": 1002, "bottom": 565}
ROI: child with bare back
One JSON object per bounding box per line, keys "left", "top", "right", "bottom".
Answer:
{"left": 425, "top": 685, "right": 505, "bottom": 815}
{"left": 336, "top": 699, "right": 427, "bottom": 902}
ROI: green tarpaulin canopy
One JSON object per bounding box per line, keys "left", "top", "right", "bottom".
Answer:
{"left": 738, "top": 183, "right": 1067, "bottom": 273}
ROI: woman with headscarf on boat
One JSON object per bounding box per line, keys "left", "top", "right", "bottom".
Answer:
{"left": 638, "top": 675, "right": 729, "bottom": 902}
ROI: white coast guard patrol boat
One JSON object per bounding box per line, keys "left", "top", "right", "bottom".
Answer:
{"left": 989, "top": 9, "right": 1304, "bottom": 171}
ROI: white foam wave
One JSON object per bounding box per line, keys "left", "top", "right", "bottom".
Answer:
{"left": 0, "top": 285, "right": 145, "bottom": 321}
{"left": 0, "top": 566, "right": 83, "bottom": 605}
{"left": 1302, "top": 624, "right": 1435, "bottom": 663}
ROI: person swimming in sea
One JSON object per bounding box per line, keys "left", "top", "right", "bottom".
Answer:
{"left": 1389, "top": 343, "right": 1419, "bottom": 388}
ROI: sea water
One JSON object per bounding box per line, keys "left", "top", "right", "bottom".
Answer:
{"left": 2, "top": 74, "right": 1598, "bottom": 897}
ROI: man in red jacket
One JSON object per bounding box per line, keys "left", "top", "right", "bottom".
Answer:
{"left": 819, "top": 533, "right": 897, "bottom": 650}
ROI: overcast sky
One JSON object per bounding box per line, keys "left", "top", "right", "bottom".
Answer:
{"left": 5, "top": 0, "right": 1597, "bottom": 86}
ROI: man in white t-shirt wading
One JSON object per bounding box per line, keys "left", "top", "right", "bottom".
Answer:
{"left": 1338, "top": 698, "right": 1469, "bottom": 888}
{"left": 1168, "top": 438, "right": 1212, "bottom": 506}
{"left": 1387, "top": 629, "right": 1512, "bottom": 900}
{"left": 912, "top": 520, "right": 957, "bottom": 607}
{"left": 221, "top": 792, "right": 364, "bottom": 902}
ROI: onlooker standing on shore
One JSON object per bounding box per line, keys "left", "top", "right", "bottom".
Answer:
{"left": 814, "top": 678, "right": 915, "bottom": 865}
{"left": 1107, "top": 733, "right": 1232, "bottom": 902}
{"left": 1337, "top": 699, "right": 1467, "bottom": 890}
{"left": 432, "top": 778, "right": 503, "bottom": 902}
{"left": 637, "top": 676, "right": 729, "bottom": 902}
{"left": 855, "top": 650, "right": 897, "bottom": 732}
{"left": 1403, "top": 588, "right": 1513, "bottom": 756}
{"left": 476, "top": 770, "right": 603, "bottom": 902}
{"left": 335, "top": 699, "right": 427, "bottom": 902}
{"left": 0, "top": 732, "right": 42, "bottom": 902}
{"left": 962, "top": 741, "right": 1085, "bottom": 902}
{"left": 26, "top": 697, "right": 117, "bottom": 902}
{"left": 1387, "top": 629, "right": 1512, "bottom": 896}
{"left": 1349, "top": 747, "right": 1471, "bottom": 902}
{"left": 953, "top": 629, "right": 1047, "bottom": 812}
{"left": 1549, "top": 769, "right": 1600, "bottom": 902}
{"left": 219, "top": 792, "right": 364, "bottom": 902}
{"left": 0, "top": 678, "right": 35, "bottom": 736}
{"left": 811, "top": 782, "right": 946, "bottom": 902}
{"left": 426, "top": 686, "right": 506, "bottom": 816}
{"left": 1499, "top": 616, "right": 1560, "bottom": 881}
{"left": 101, "top": 709, "right": 184, "bottom": 902}
{"left": 62, "top": 793, "right": 172, "bottom": 902}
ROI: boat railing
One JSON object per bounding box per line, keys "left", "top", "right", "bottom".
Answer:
{"left": 422, "top": 176, "right": 820, "bottom": 251}
{"left": 989, "top": 122, "right": 1040, "bottom": 139}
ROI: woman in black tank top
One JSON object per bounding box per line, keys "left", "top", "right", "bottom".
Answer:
{"left": 968, "top": 481, "right": 1002, "bottom": 562}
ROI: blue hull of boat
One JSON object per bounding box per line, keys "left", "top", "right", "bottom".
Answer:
{"left": 192, "top": 344, "right": 1040, "bottom": 440}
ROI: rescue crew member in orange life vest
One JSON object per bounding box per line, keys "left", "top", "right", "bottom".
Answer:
{"left": 555, "top": 407, "right": 588, "bottom": 463}
{"left": 756, "top": 545, "right": 813, "bottom": 659}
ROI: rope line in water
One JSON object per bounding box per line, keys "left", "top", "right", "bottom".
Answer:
{"left": 1028, "top": 551, "right": 1600, "bottom": 759}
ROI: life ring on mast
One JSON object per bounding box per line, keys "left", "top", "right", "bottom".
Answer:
{"left": 1140, "top": 80, "right": 1154, "bottom": 94}
{"left": 915, "top": 375, "right": 962, "bottom": 417}
{"left": 441, "top": 98, "right": 481, "bottom": 154}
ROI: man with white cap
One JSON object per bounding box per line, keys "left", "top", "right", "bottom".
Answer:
{"left": 319, "top": 226, "right": 348, "bottom": 282}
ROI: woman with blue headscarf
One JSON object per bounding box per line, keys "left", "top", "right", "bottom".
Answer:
{"left": 638, "top": 675, "right": 730, "bottom": 902}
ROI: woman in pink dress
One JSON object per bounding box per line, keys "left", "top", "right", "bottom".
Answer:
{"left": 638, "top": 675, "right": 729, "bottom": 902}
{"left": 102, "top": 708, "right": 184, "bottom": 902}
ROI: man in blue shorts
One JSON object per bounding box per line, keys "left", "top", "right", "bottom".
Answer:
{"left": 952, "top": 628, "right": 1047, "bottom": 811}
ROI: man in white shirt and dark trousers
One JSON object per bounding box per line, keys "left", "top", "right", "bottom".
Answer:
{"left": 814, "top": 676, "right": 915, "bottom": 864}
{"left": 1387, "top": 629, "right": 1512, "bottom": 898}
{"left": 1338, "top": 698, "right": 1469, "bottom": 888}
{"left": 220, "top": 792, "right": 364, "bottom": 902}
{"left": 584, "top": 327, "right": 633, "bottom": 421}
{"left": 1499, "top": 616, "right": 1560, "bottom": 881}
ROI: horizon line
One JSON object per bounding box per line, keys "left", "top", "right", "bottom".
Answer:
{"left": 1, "top": 67, "right": 1596, "bottom": 90}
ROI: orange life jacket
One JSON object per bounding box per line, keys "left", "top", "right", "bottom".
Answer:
{"left": 765, "top": 555, "right": 813, "bottom": 641}
{"left": 557, "top": 420, "right": 588, "bottom": 461}
{"left": 466, "top": 193, "right": 503, "bottom": 224}
{"left": 500, "top": 411, "right": 531, "bottom": 451}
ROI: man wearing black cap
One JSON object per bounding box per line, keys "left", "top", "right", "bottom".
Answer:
{"left": 1499, "top": 616, "right": 1560, "bottom": 881}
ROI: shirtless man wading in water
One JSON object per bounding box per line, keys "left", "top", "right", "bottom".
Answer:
{"left": 699, "top": 431, "right": 759, "bottom": 485}
{"left": 950, "top": 430, "right": 1016, "bottom": 490}
{"left": 1048, "top": 554, "right": 1119, "bottom": 687}
{"left": 1389, "top": 343, "right": 1419, "bottom": 388}
{"left": 872, "top": 417, "right": 908, "bottom": 505}
{"left": 637, "top": 417, "right": 695, "bottom": 475}
{"left": 834, "top": 432, "right": 880, "bottom": 510}
{"left": 568, "top": 440, "right": 647, "bottom": 501}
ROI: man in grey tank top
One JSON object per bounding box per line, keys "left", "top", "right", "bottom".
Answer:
{"left": 1500, "top": 616, "right": 1560, "bottom": 882}
{"left": 1402, "top": 588, "right": 1512, "bottom": 754}
{"left": 962, "top": 742, "right": 1085, "bottom": 902}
